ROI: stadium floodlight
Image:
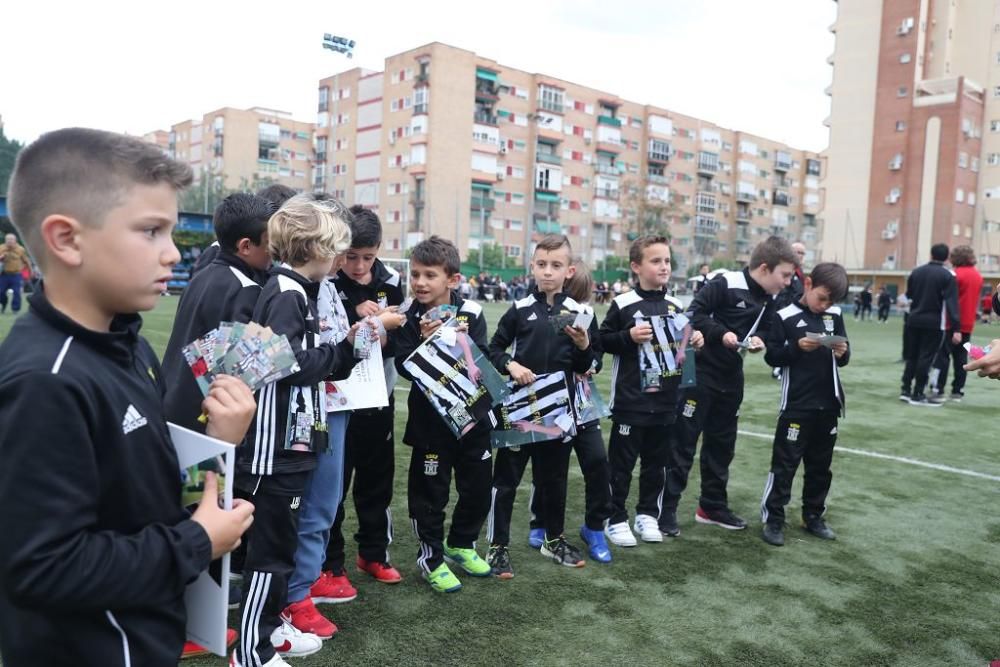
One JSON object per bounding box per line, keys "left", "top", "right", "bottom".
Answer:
{"left": 322, "top": 33, "right": 356, "bottom": 58}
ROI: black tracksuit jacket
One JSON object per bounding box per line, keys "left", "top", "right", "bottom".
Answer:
{"left": 0, "top": 291, "right": 212, "bottom": 667}
{"left": 489, "top": 290, "right": 598, "bottom": 386}
{"left": 395, "top": 294, "right": 490, "bottom": 446}
{"left": 764, "top": 301, "right": 850, "bottom": 418}
{"left": 906, "top": 260, "right": 960, "bottom": 331}
{"left": 239, "top": 266, "right": 357, "bottom": 478}
{"left": 599, "top": 286, "right": 688, "bottom": 425}
{"left": 162, "top": 252, "right": 264, "bottom": 432}
{"left": 688, "top": 268, "right": 776, "bottom": 392}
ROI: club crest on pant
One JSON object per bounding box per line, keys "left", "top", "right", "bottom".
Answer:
{"left": 424, "top": 454, "right": 439, "bottom": 476}
{"left": 618, "top": 424, "right": 631, "bottom": 436}
{"left": 682, "top": 400, "right": 696, "bottom": 418}
{"left": 290, "top": 496, "right": 301, "bottom": 510}
{"left": 786, "top": 423, "right": 800, "bottom": 442}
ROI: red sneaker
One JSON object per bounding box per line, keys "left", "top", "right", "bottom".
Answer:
{"left": 356, "top": 556, "right": 403, "bottom": 584}
{"left": 282, "top": 598, "right": 337, "bottom": 640}
{"left": 310, "top": 570, "right": 357, "bottom": 604}
{"left": 182, "top": 628, "right": 237, "bottom": 659}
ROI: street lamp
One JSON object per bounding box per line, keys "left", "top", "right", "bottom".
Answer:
{"left": 321, "top": 34, "right": 356, "bottom": 196}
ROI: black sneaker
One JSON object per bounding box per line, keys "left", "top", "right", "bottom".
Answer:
{"left": 898, "top": 388, "right": 911, "bottom": 402}
{"left": 761, "top": 523, "right": 784, "bottom": 547}
{"left": 802, "top": 517, "right": 836, "bottom": 540}
{"left": 949, "top": 392, "right": 964, "bottom": 403}
{"left": 659, "top": 509, "right": 681, "bottom": 537}
{"left": 540, "top": 536, "right": 586, "bottom": 568}
{"left": 695, "top": 506, "right": 747, "bottom": 530}
{"left": 909, "top": 393, "right": 942, "bottom": 407}
{"left": 487, "top": 545, "right": 514, "bottom": 579}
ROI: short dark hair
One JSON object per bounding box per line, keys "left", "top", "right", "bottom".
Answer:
{"left": 213, "top": 193, "right": 275, "bottom": 253}
{"left": 534, "top": 234, "right": 572, "bottom": 257}
{"left": 750, "top": 236, "right": 799, "bottom": 270}
{"left": 564, "top": 258, "right": 593, "bottom": 302}
{"left": 809, "top": 262, "right": 849, "bottom": 302}
{"left": 931, "top": 243, "right": 950, "bottom": 262}
{"left": 410, "top": 235, "right": 460, "bottom": 275}
{"left": 8, "top": 127, "right": 192, "bottom": 266}
{"left": 629, "top": 235, "right": 670, "bottom": 265}
{"left": 347, "top": 205, "right": 383, "bottom": 248}
{"left": 950, "top": 245, "right": 976, "bottom": 267}
{"left": 256, "top": 184, "right": 297, "bottom": 209}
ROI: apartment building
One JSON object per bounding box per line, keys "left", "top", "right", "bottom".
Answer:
{"left": 315, "top": 42, "right": 824, "bottom": 273}
{"left": 823, "top": 0, "right": 1000, "bottom": 273}
{"left": 165, "top": 107, "right": 314, "bottom": 193}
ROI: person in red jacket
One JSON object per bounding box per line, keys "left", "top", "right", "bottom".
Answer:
{"left": 932, "top": 245, "right": 983, "bottom": 401}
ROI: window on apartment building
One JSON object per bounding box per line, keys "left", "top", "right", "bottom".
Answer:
{"left": 900, "top": 53, "right": 912, "bottom": 64}
{"left": 958, "top": 152, "right": 968, "bottom": 168}
{"left": 990, "top": 153, "right": 1000, "bottom": 166}
{"left": 994, "top": 86, "right": 1000, "bottom": 98}
{"left": 896, "top": 121, "right": 906, "bottom": 131}
{"left": 413, "top": 87, "right": 428, "bottom": 114}
{"left": 897, "top": 86, "right": 908, "bottom": 97}
{"left": 992, "top": 120, "right": 1000, "bottom": 133}
{"left": 956, "top": 188, "right": 964, "bottom": 202}
{"left": 972, "top": 157, "right": 980, "bottom": 172}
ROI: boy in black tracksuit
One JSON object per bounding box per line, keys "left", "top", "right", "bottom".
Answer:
{"left": 0, "top": 128, "right": 256, "bottom": 667}
{"left": 162, "top": 192, "right": 274, "bottom": 432}
{"left": 235, "top": 195, "right": 359, "bottom": 666}
{"left": 667, "top": 236, "right": 799, "bottom": 531}
{"left": 761, "top": 263, "right": 850, "bottom": 546}
{"left": 486, "top": 235, "right": 598, "bottom": 576}
{"left": 600, "top": 236, "right": 701, "bottom": 546}
{"left": 395, "top": 237, "right": 493, "bottom": 593}
{"left": 324, "top": 207, "right": 407, "bottom": 585}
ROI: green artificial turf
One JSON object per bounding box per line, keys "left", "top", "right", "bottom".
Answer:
{"left": 2, "top": 298, "right": 999, "bottom": 666}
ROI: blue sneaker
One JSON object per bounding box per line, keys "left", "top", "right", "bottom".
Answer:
{"left": 579, "top": 525, "right": 612, "bottom": 563}
{"left": 527, "top": 528, "right": 545, "bottom": 550}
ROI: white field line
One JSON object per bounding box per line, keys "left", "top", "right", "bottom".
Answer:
{"left": 392, "top": 385, "right": 1000, "bottom": 482}
{"left": 736, "top": 429, "right": 1000, "bottom": 483}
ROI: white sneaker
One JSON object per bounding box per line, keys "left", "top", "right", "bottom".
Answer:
{"left": 230, "top": 650, "right": 292, "bottom": 667}
{"left": 604, "top": 520, "right": 638, "bottom": 547}
{"left": 634, "top": 514, "right": 663, "bottom": 543}
{"left": 271, "top": 619, "right": 323, "bottom": 658}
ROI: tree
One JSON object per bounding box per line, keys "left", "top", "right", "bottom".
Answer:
{"left": 465, "top": 243, "right": 505, "bottom": 270}
{"left": 619, "top": 175, "right": 678, "bottom": 241}
{"left": 177, "top": 167, "right": 273, "bottom": 214}
{"left": 0, "top": 127, "right": 25, "bottom": 196}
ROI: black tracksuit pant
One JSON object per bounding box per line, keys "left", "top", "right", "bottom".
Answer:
{"left": 666, "top": 383, "right": 743, "bottom": 512}
{"left": 407, "top": 432, "right": 492, "bottom": 573}
{"left": 325, "top": 401, "right": 395, "bottom": 572}
{"left": 902, "top": 326, "right": 946, "bottom": 396}
{"left": 489, "top": 439, "right": 573, "bottom": 545}
{"left": 760, "top": 413, "right": 838, "bottom": 525}
{"left": 528, "top": 421, "right": 612, "bottom": 531}
{"left": 932, "top": 331, "right": 970, "bottom": 394}
{"left": 607, "top": 420, "right": 670, "bottom": 524}
{"left": 235, "top": 472, "right": 308, "bottom": 666}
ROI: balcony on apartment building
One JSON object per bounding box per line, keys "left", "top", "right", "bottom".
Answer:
{"left": 533, "top": 218, "right": 562, "bottom": 235}
{"left": 647, "top": 140, "right": 672, "bottom": 164}
{"left": 772, "top": 190, "right": 790, "bottom": 207}
{"left": 736, "top": 206, "right": 752, "bottom": 224}
{"left": 470, "top": 195, "right": 496, "bottom": 211}
{"left": 697, "top": 152, "right": 719, "bottom": 176}
{"left": 774, "top": 152, "right": 792, "bottom": 172}
{"left": 595, "top": 187, "right": 619, "bottom": 200}
{"left": 410, "top": 193, "right": 425, "bottom": 209}
{"left": 315, "top": 150, "right": 327, "bottom": 163}
{"left": 694, "top": 216, "right": 720, "bottom": 237}
{"left": 597, "top": 115, "right": 622, "bottom": 128}
{"left": 736, "top": 190, "right": 757, "bottom": 203}
{"left": 475, "top": 78, "right": 499, "bottom": 101}
{"left": 595, "top": 162, "right": 620, "bottom": 176}
{"left": 646, "top": 172, "right": 668, "bottom": 185}
{"left": 536, "top": 150, "right": 562, "bottom": 166}
{"left": 474, "top": 110, "right": 498, "bottom": 125}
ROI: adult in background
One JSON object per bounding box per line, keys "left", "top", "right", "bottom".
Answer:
{"left": 859, "top": 285, "right": 873, "bottom": 321}
{"left": 692, "top": 263, "right": 711, "bottom": 293}
{"left": 0, "top": 234, "right": 30, "bottom": 315}
{"left": 931, "top": 245, "right": 982, "bottom": 401}
{"left": 877, "top": 286, "right": 892, "bottom": 323}
{"left": 900, "top": 244, "right": 960, "bottom": 406}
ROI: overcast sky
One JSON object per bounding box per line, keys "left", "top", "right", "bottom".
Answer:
{"left": 2, "top": 0, "right": 836, "bottom": 151}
